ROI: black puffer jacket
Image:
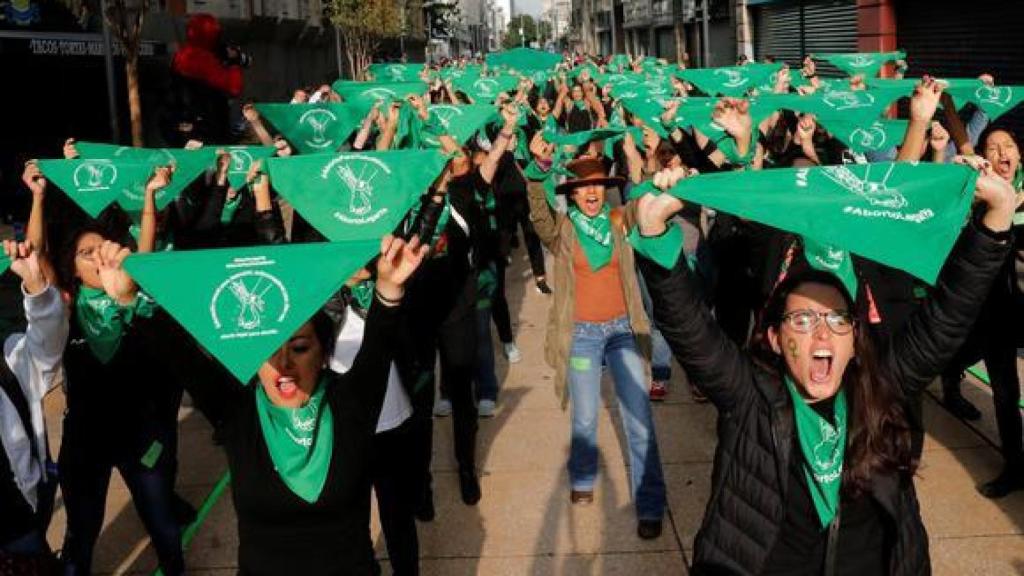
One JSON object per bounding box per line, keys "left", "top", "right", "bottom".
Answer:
{"left": 638, "top": 222, "right": 1011, "bottom": 576}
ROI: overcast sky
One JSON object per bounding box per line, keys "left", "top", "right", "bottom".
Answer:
{"left": 501, "top": 0, "right": 542, "bottom": 18}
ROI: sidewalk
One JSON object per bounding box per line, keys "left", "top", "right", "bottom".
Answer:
{"left": 41, "top": 249, "right": 1024, "bottom": 575}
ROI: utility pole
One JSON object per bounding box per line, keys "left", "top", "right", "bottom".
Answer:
{"left": 701, "top": 0, "right": 710, "bottom": 66}
{"left": 399, "top": 0, "right": 406, "bottom": 59}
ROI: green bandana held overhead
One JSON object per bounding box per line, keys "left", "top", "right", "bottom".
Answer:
{"left": 452, "top": 74, "right": 520, "bottom": 103}
{"left": 123, "top": 241, "right": 381, "bottom": 382}
{"left": 802, "top": 237, "right": 859, "bottom": 297}
{"left": 74, "top": 141, "right": 218, "bottom": 167}
{"left": 945, "top": 82, "right": 1024, "bottom": 121}
{"left": 485, "top": 47, "right": 562, "bottom": 72}
{"left": 659, "top": 162, "right": 979, "bottom": 284}
{"left": 75, "top": 287, "right": 156, "bottom": 364}
{"left": 266, "top": 150, "right": 447, "bottom": 242}
{"left": 255, "top": 376, "right": 334, "bottom": 503}
{"left": 222, "top": 146, "right": 278, "bottom": 189}
{"left": 814, "top": 51, "right": 906, "bottom": 79}
{"left": 786, "top": 378, "right": 848, "bottom": 528}
{"left": 419, "top": 104, "right": 499, "bottom": 148}
{"left": 367, "top": 63, "right": 425, "bottom": 83}
{"left": 254, "top": 103, "right": 360, "bottom": 155}
{"left": 818, "top": 119, "right": 909, "bottom": 154}
{"left": 675, "top": 64, "right": 782, "bottom": 97}
{"left": 568, "top": 204, "right": 613, "bottom": 271}
{"left": 36, "top": 157, "right": 207, "bottom": 218}
{"left": 331, "top": 81, "right": 427, "bottom": 113}
{"left": 755, "top": 86, "right": 910, "bottom": 124}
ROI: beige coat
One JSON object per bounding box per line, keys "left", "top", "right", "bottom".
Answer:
{"left": 527, "top": 181, "right": 652, "bottom": 408}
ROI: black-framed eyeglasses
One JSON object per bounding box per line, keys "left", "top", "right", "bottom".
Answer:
{"left": 780, "top": 309, "right": 855, "bottom": 335}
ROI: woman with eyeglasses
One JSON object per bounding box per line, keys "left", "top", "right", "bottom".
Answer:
{"left": 631, "top": 158, "right": 1018, "bottom": 575}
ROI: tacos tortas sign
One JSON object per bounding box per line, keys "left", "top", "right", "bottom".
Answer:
{"left": 210, "top": 256, "right": 291, "bottom": 340}
{"left": 322, "top": 155, "right": 391, "bottom": 225}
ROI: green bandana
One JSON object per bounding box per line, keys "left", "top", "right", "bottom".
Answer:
{"left": 675, "top": 64, "right": 782, "bottom": 97}
{"left": 349, "top": 279, "right": 375, "bottom": 311}
{"left": 785, "top": 378, "right": 848, "bottom": 528}
{"left": 626, "top": 220, "right": 685, "bottom": 270}
{"left": 608, "top": 54, "right": 632, "bottom": 73}
{"left": 549, "top": 127, "right": 626, "bottom": 148}
{"left": 331, "top": 81, "right": 427, "bottom": 113}
{"left": 75, "top": 286, "right": 155, "bottom": 364}
{"left": 452, "top": 75, "right": 520, "bottom": 103}
{"left": 254, "top": 103, "right": 360, "bottom": 155}
{"left": 266, "top": 150, "right": 448, "bottom": 242}
{"left": 220, "top": 192, "right": 242, "bottom": 225}
{"left": 754, "top": 86, "right": 910, "bottom": 124}
{"left": 803, "top": 237, "right": 859, "bottom": 297}
{"left": 419, "top": 104, "right": 498, "bottom": 147}
{"left": 37, "top": 157, "right": 207, "bottom": 218}
{"left": 945, "top": 81, "right": 1024, "bottom": 121}
{"left": 568, "top": 204, "right": 613, "bottom": 271}
{"left": 485, "top": 47, "right": 561, "bottom": 72}
{"left": 367, "top": 63, "right": 425, "bottom": 83}
{"left": 223, "top": 146, "right": 278, "bottom": 190}
{"left": 124, "top": 241, "right": 381, "bottom": 382}
{"left": 256, "top": 376, "right": 334, "bottom": 503}
{"left": 820, "top": 119, "right": 909, "bottom": 154}
{"left": 814, "top": 51, "right": 906, "bottom": 79}
{"left": 659, "top": 162, "right": 978, "bottom": 284}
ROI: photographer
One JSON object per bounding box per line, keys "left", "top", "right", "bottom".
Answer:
{"left": 166, "top": 13, "right": 251, "bottom": 145}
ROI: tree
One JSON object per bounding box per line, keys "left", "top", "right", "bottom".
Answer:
{"left": 103, "top": 0, "right": 148, "bottom": 146}
{"left": 502, "top": 14, "right": 536, "bottom": 49}
{"left": 328, "top": 0, "right": 403, "bottom": 80}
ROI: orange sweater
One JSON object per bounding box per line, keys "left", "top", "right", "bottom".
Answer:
{"left": 572, "top": 240, "right": 628, "bottom": 323}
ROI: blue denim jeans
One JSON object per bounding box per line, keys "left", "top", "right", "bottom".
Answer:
{"left": 567, "top": 316, "right": 666, "bottom": 520}
{"left": 475, "top": 304, "right": 499, "bottom": 402}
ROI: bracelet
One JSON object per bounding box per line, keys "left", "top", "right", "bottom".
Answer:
{"left": 374, "top": 289, "right": 403, "bottom": 305}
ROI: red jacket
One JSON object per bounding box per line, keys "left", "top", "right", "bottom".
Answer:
{"left": 171, "top": 13, "right": 243, "bottom": 98}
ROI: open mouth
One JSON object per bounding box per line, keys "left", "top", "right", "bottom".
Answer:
{"left": 583, "top": 194, "right": 601, "bottom": 213}
{"left": 276, "top": 376, "right": 299, "bottom": 400}
{"left": 810, "top": 349, "right": 834, "bottom": 384}
{"left": 995, "top": 159, "right": 1014, "bottom": 179}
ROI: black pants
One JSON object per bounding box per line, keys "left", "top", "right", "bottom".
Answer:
{"left": 498, "top": 192, "right": 545, "bottom": 279}
{"left": 491, "top": 258, "right": 514, "bottom": 344}
{"left": 942, "top": 306, "right": 1023, "bottom": 470}
{"left": 372, "top": 419, "right": 420, "bottom": 576}
{"left": 407, "top": 269, "right": 479, "bottom": 497}
{"left": 59, "top": 425, "right": 183, "bottom": 576}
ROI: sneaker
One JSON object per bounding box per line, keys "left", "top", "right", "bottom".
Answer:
{"left": 478, "top": 399, "right": 496, "bottom": 418}
{"left": 535, "top": 279, "right": 553, "bottom": 295}
{"left": 433, "top": 398, "right": 452, "bottom": 417}
{"left": 503, "top": 342, "right": 522, "bottom": 363}
{"left": 637, "top": 519, "right": 663, "bottom": 540}
{"left": 942, "top": 393, "right": 982, "bottom": 421}
{"left": 649, "top": 381, "right": 668, "bottom": 402}
{"left": 459, "top": 468, "right": 481, "bottom": 505}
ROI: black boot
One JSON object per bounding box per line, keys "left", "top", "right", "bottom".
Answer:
{"left": 458, "top": 468, "right": 481, "bottom": 505}
{"left": 978, "top": 466, "right": 1024, "bottom": 499}
{"left": 415, "top": 484, "right": 435, "bottom": 522}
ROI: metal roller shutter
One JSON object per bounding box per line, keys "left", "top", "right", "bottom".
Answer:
{"left": 896, "top": 0, "right": 1024, "bottom": 138}
{"left": 755, "top": 0, "right": 856, "bottom": 76}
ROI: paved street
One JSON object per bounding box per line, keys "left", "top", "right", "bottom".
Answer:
{"left": 39, "top": 248, "right": 1024, "bottom": 575}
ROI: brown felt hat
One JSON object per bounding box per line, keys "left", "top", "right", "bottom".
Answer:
{"left": 555, "top": 157, "right": 626, "bottom": 195}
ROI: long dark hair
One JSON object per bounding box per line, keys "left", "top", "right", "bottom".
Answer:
{"left": 755, "top": 269, "right": 916, "bottom": 497}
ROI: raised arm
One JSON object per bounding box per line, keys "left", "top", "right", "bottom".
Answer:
{"left": 478, "top": 105, "right": 518, "bottom": 185}
{"left": 898, "top": 77, "right": 943, "bottom": 162}
{"left": 243, "top": 104, "right": 275, "bottom": 146}
{"left": 887, "top": 163, "right": 1018, "bottom": 395}
{"left": 138, "top": 165, "right": 172, "bottom": 254}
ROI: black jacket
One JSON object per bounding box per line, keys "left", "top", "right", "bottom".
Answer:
{"left": 638, "top": 222, "right": 1011, "bottom": 576}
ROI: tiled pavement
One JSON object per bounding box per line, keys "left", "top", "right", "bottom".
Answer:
{"left": 38, "top": 250, "right": 1024, "bottom": 575}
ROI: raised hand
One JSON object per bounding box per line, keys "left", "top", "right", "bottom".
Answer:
{"left": 215, "top": 150, "right": 231, "bottom": 185}
{"left": 63, "top": 138, "right": 80, "bottom": 160}
{"left": 273, "top": 136, "right": 293, "bottom": 158}
{"left": 242, "top": 103, "right": 261, "bottom": 124}
{"left": 954, "top": 156, "right": 1019, "bottom": 232}
{"left": 22, "top": 161, "right": 47, "bottom": 196}
{"left": 96, "top": 240, "right": 136, "bottom": 305}
{"left": 713, "top": 98, "right": 753, "bottom": 141}
{"left": 146, "top": 165, "right": 173, "bottom": 194}
{"left": 929, "top": 121, "right": 950, "bottom": 152}
{"left": 909, "top": 76, "right": 944, "bottom": 123}
{"left": 4, "top": 240, "right": 45, "bottom": 296}
{"left": 375, "top": 234, "right": 428, "bottom": 304}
